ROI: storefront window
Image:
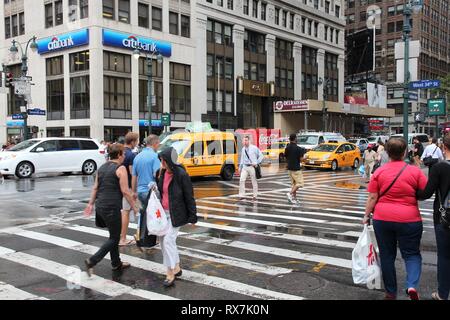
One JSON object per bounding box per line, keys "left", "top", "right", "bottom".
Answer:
{"left": 47, "top": 79, "right": 65, "bottom": 120}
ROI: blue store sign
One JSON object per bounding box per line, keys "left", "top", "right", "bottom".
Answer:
{"left": 103, "top": 29, "right": 172, "bottom": 57}
{"left": 139, "top": 120, "right": 163, "bottom": 128}
{"left": 37, "top": 29, "right": 89, "bottom": 54}
{"left": 7, "top": 120, "right": 25, "bottom": 127}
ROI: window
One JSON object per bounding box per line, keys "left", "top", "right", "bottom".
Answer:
{"left": 207, "top": 20, "right": 233, "bottom": 46}
{"left": 225, "top": 58, "right": 233, "bottom": 79}
{"left": 225, "top": 92, "right": 232, "bottom": 113}
{"left": 79, "top": 140, "right": 98, "bottom": 150}
{"left": 227, "top": 0, "right": 233, "bottom": 10}
{"left": 69, "top": 0, "right": 89, "bottom": 21}
{"left": 275, "top": 8, "right": 279, "bottom": 25}
{"left": 314, "top": 0, "right": 319, "bottom": 9}
{"left": 243, "top": 0, "right": 249, "bottom": 15}
{"left": 46, "top": 56, "right": 64, "bottom": 76}
{"left": 207, "top": 90, "right": 214, "bottom": 111}
{"left": 207, "top": 140, "right": 222, "bottom": 156}
{"left": 104, "top": 76, "right": 132, "bottom": 119}
{"left": 19, "top": 12, "right": 24, "bottom": 35}
{"left": 103, "top": 0, "right": 115, "bottom": 19}
{"left": 181, "top": 15, "right": 190, "bottom": 38}
{"left": 325, "top": 1, "right": 330, "bottom": 14}
{"left": 55, "top": 0, "right": 63, "bottom": 26}
{"left": 47, "top": 79, "right": 65, "bottom": 120}
{"left": 45, "top": 3, "right": 53, "bottom": 28}
{"left": 244, "top": 30, "right": 265, "bottom": 54}
{"left": 282, "top": 11, "right": 287, "bottom": 28}
{"left": 169, "top": 12, "right": 179, "bottom": 35}
{"left": 118, "top": 0, "right": 130, "bottom": 23}
{"left": 4, "top": 17, "right": 11, "bottom": 39}
{"left": 290, "top": 13, "right": 295, "bottom": 30}
{"left": 139, "top": 80, "right": 163, "bottom": 118}
{"left": 138, "top": 3, "right": 149, "bottom": 28}
{"left": 170, "top": 83, "right": 191, "bottom": 120}
{"left": 252, "top": 0, "right": 258, "bottom": 18}
{"left": 35, "top": 140, "right": 58, "bottom": 152}
{"left": 152, "top": 7, "right": 162, "bottom": 31}
{"left": 11, "top": 14, "right": 17, "bottom": 37}
{"left": 261, "top": 2, "right": 266, "bottom": 20}
{"left": 70, "top": 76, "right": 90, "bottom": 119}
{"left": 58, "top": 140, "right": 80, "bottom": 151}
{"left": 170, "top": 63, "right": 191, "bottom": 81}
{"left": 80, "top": 0, "right": 89, "bottom": 19}
{"left": 103, "top": 51, "right": 131, "bottom": 73}
{"left": 335, "top": 5, "right": 340, "bottom": 17}
{"left": 70, "top": 51, "right": 90, "bottom": 72}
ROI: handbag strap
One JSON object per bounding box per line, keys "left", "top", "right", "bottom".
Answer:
{"left": 431, "top": 146, "right": 438, "bottom": 156}
{"left": 244, "top": 148, "right": 251, "bottom": 163}
{"left": 379, "top": 163, "right": 408, "bottom": 199}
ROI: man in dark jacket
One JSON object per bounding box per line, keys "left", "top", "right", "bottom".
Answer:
{"left": 157, "top": 147, "right": 197, "bottom": 287}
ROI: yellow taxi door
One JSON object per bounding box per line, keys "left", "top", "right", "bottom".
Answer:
{"left": 205, "top": 139, "right": 224, "bottom": 175}
{"left": 344, "top": 144, "right": 355, "bottom": 167}
{"left": 335, "top": 145, "right": 346, "bottom": 167}
{"left": 183, "top": 140, "right": 206, "bottom": 177}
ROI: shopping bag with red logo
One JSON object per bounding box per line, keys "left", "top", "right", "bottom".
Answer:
{"left": 352, "top": 224, "right": 382, "bottom": 289}
{"left": 146, "top": 191, "right": 169, "bottom": 236}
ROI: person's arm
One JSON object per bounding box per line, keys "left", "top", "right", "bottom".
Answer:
{"left": 256, "top": 147, "right": 264, "bottom": 165}
{"left": 181, "top": 173, "right": 198, "bottom": 224}
{"left": 84, "top": 175, "right": 99, "bottom": 217}
{"left": 416, "top": 166, "right": 439, "bottom": 200}
{"left": 131, "top": 163, "right": 138, "bottom": 194}
{"left": 238, "top": 148, "right": 244, "bottom": 172}
{"left": 363, "top": 192, "right": 378, "bottom": 224}
{"left": 117, "top": 166, "right": 138, "bottom": 213}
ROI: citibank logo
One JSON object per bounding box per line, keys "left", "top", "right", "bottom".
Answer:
{"left": 48, "top": 36, "right": 75, "bottom": 51}
{"left": 122, "top": 35, "right": 157, "bottom": 52}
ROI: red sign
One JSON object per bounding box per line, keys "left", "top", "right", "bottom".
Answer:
{"left": 345, "top": 96, "right": 368, "bottom": 105}
{"left": 235, "top": 128, "right": 281, "bottom": 151}
{"left": 273, "top": 100, "right": 309, "bottom": 112}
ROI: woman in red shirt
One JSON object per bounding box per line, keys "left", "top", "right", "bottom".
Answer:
{"left": 363, "top": 137, "right": 428, "bottom": 300}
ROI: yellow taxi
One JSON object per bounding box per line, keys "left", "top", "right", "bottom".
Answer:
{"left": 158, "top": 131, "right": 238, "bottom": 180}
{"left": 262, "top": 140, "right": 289, "bottom": 162}
{"left": 303, "top": 142, "right": 361, "bottom": 171}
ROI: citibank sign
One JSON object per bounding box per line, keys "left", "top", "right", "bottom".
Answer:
{"left": 37, "top": 29, "right": 89, "bottom": 54}
{"left": 103, "top": 29, "right": 172, "bottom": 57}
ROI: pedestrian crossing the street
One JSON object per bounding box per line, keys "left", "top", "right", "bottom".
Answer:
{"left": 0, "top": 170, "right": 437, "bottom": 300}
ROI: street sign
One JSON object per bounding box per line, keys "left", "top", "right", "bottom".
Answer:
{"left": 13, "top": 80, "right": 31, "bottom": 95}
{"left": 12, "top": 114, "right": 24, "bottom": 120}
{"left": 414, "top": 112, "right": 425, "bottom": 123}
{"left": 427, "top": 98, "right": 447, "bottom": 117}
{"left": 161, "top": 113, "right": 171, "bottom": 127}
{"left": 27, "top": 108, "right": 46, "bottom": 116}
{"left": 409, "top": 80, "right": 441, "bottom": 90}
{"left": 408, "top": 92, "right": 418, "bottom": 101}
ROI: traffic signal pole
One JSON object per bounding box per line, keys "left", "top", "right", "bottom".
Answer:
{"left": 403, "top": 5, "right": 412, "bottom": 144}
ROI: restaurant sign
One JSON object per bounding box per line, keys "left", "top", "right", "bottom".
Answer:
{"left": 273, "top": 100, "right": 309, "bottom": 112}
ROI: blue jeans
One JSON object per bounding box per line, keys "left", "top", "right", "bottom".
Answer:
{"left": 373, "top": 220, "right": 423, "bottom": 295}
{"left": 138, "top": 192, "right": 149, "bottom": 207}
{"left": 435, "top": 223, "right": 450, "bottom": 300}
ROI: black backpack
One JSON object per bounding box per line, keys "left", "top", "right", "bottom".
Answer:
{"left": 437, "top": 162, "right": 450, "bottom": 230}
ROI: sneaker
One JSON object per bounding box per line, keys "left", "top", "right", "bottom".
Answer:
{"left": 406, "top": 288, "right": 419, "bottom": 300}
{"left": 384, "top": 292, "right": 397, "bottom": 300}
{"left": 431, "top": 292, "right": 443, "bottom": 300}
{"left": 84, "top": 259, "right": 94, "bottom": 277}
{"left": 112, "top": 262, "right": 131, "bottom": 271}
{"left": 286, "top": 192, "right": 294, "bottom": 203}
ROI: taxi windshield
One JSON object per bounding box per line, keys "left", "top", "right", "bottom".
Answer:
{"left": 313, "top": 144, "right": 338, "bottom": 152}
{"left": 297, "top": 135, "right": 318, "bottom": 145}
{"left": 158, "top": 139, "right": 191, "bottom": 155}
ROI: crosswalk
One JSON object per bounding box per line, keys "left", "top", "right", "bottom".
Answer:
{"left": 0, "top": 170, "right": 437, "bottom": 300}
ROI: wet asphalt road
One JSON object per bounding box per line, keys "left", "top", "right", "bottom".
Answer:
{"left": 0, "top": 164, "right": 439, "bottom": 300}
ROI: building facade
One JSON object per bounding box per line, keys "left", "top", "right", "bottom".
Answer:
{"left": 1, "top": 0, "right": 390, "bottom": 143}
{"left": 345, "top": 0, "right": 450, "bottom": 136}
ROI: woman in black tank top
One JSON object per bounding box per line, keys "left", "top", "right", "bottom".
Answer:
{"left": 83, "top": 143, "right": 138, "bottom": 276}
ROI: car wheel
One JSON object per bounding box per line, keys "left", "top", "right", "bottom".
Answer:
{"left": 352, "top": 158, "right": 360, "bottom": 169}
{"left": 15, "top": 162, "right": 34, "bottom": 179}
{"left": 82, "top": 160, "right": 97, "bottom": 175}
{"left": 331, "top": 160, "right": 338, "bottom": 171}
{"left": 221, "top": 165, "right": 235, "bottom": 181}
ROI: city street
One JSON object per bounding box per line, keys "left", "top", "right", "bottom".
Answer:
{"left": 0, "top": 165, "right": 439, "bottom": 300}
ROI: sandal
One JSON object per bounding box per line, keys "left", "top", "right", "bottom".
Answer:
{"left": 163, "top": 277, "right": 175, "bottom": 287}
{"left": 119, "top": 239, "right": 136, "bottom": 246}
{"left": 431, "top": 292, "right": 443, "bottom": 300}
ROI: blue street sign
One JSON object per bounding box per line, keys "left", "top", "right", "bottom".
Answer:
{"left": 12, "top": 114, "right": 24, "bottom": 120}
{"left": 409, "top": 80, "right": 441, "bottom": 90}
{"left": 139, "top": 120, "right": 163, "bottom": 128}
{"left": 37, "top": 29, "right": 89, "bottom": 54}
{"left": 408, "top": 92, "right": 418, "bottom": 101}
{"left": 27, "top": 108, "right": 46, "bottom": 116}
{"left": 103, "top": 29, "right": 172, "bottom": 58}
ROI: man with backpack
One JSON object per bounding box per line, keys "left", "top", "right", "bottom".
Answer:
{"left": 421, "top": 137, "right": 444, "bottom": 170}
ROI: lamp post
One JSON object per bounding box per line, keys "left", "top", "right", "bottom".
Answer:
{"left": 133, "top": 49, "right": 163, "bottom": 137}
{"left": 216, "top": 58, "right": 222, "bottom": 130}
{"left": 9, "top": 36, "right": 38, "bottom": 141}
{"left": 319, "top": 77, "right": 331, "bottom": 132}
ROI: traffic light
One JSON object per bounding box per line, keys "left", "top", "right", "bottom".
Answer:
{"left": 5, "top": 72, "right": 13, "bottom": 88}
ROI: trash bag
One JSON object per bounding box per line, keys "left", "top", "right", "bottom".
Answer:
{"left": 146, "top": 191, "right": 170, "bottom": 236}
{"left": 358, "top": 165, "right": 365, "bottom": 177}
{"left": 352, "top": 224, "right": 382, "bottom": 289}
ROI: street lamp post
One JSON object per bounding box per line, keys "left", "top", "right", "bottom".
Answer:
{"left": 9, "top": 36, "right": 38, "bottom": 141}
{"left": 319, "top": 77, "right": 331, "bottom": 132}
{"left": 133, "top": 49, "right": 163, "bottom": 138}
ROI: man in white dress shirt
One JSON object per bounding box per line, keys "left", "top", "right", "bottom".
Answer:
{"left": 238, "top": 136, "right": 264, "bottom": 201}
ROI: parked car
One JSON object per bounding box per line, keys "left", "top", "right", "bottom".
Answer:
{"left": 348, "top": 138, "right": 369, "bottom": 154}
{"left": 303, "top": 142, "right": 361, "bottom": 171}
{"left": 297, "top": 132, "right": 347, "bottom": 151}
{"left": 367, "top": 135, "right": 390, "bottom": 149}
{"left": 0, "top": 138, "right": 106, "bottom": 179}
{"left": 390, "top": 133, "right": 430, "bottom": 151}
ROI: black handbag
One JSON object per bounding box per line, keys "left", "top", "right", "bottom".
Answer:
{"left": 423, "top": 146, "right": 439, "bottom": 167}
{"left": 371, "top": 160, "right": 381, "bottom": 174}
{"left": 437, "top": 190, "right": 450, "bottom": 230}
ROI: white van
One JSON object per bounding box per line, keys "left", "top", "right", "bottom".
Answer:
{"left": 0, "top": 138, "right": 106, "bottom": 179}
{"left": 296, "top": 132, "right": 347, "bottom": 151}
{"left": 390, "top": 133, "right": 430, "bottom": 150}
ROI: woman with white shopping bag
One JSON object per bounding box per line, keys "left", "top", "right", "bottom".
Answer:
{"left": 156, "top": 147, "right": 198, "bottom": 287}
{"left": 362, "top": 137, "right": 427, "bottom": 300}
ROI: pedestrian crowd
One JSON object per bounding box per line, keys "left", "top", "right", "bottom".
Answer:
{"left": 364, "top": 133, "right": 450, "bottom": 300}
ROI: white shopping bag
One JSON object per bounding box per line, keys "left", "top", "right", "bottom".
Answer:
{"left": 146, "top": 191, "right": 170, "bottom": 236}
{"left": 352, "top": 224, "right": 382, "bottom": 289}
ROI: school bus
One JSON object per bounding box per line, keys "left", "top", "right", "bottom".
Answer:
{"left": 159, "top": 131, "right": 238, "bottom": 180}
